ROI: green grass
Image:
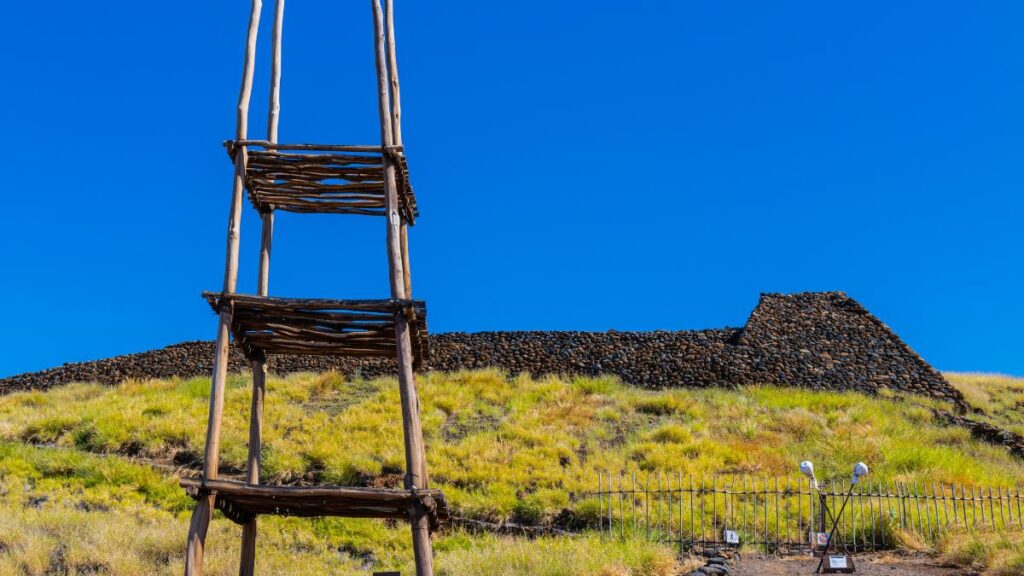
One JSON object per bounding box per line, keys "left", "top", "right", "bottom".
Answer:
{"left": 0, "top": 369, "right": 1021, "bottom": 574}
{"left": 433, "top": 534, "right": 679, "bottom": 576}
{"left": 946, "top": 373, "right": 1024, "bottom": 436}
{"left": 939, "top": 530, "right": 1024, "bottom": 576}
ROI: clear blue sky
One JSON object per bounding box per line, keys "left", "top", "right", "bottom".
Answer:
{"left": 1, "top": 1, "right": 1021, "bottom": 377}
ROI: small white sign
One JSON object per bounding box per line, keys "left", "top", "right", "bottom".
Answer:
{"left": 828, "top": 556, "right": 849, "bottom": 569}
{"left": 723, "top": 529, "right": 739, "bottom": 544}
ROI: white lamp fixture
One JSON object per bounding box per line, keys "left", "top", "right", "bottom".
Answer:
{"left": 851, "top": 462, "right": 869, "bottom": 485}
{"left": 800, "top": 460, "right": 819, "bottom": 490}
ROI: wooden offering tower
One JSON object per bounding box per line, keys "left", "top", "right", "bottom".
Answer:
{"left": 181, "top": 1, "right": 444, "bottom": 575}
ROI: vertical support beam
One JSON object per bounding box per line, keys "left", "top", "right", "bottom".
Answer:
{"left": 400, "top": 225, "right": 412, "bottom": 297}
{"left": 373, "top": 2, "right": 432, "bottom": 575}
{"left": 239, "top": 2, "right": 283, "bottom": 574}
{"left": 384, "top": 0, "right": 414, "bottom": 300}
{"left": 384, "top": 0, "right": 403, "bottom": 147}
{"left": 385, "top": 0, "right": 424, "bottom": 489}
{"left": 372, "top": 1, "right": 402, "bottom": 300}
{"left": 239, "top": 356, "right": 266, "bottom": 576}
{"left": 186, "top": 1, "right": 263, "bottom": 575}
{"left": 266, "top": 0, "right": 285, "bottom": 146}
{"left": 239, "top": 213, "right": 273, "bottom": 576}
{"left": 185, "top": 497, "right": 213, "bottom": 575}
{"left": 238, "top": 358, "right": 264, "bottom": 576}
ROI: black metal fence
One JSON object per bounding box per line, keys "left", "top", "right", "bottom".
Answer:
{"left": 582, "top": 472, "right": 1024, "bottom": 553}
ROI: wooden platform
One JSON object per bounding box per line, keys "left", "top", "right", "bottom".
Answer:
{"left": 203, "top": 292, "right": 428, "bottom": 364}
{"left": 181, "top": 478, "right": 447, "bottom": 529}
{"left": 226, "top": 140, "right": 418, "bottom": 224}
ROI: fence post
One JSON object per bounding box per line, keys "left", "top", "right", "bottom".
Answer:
{"left": 965, "top": 484, "right": 972, "bottom": 529}
{"left": 901, "top": 483, "right": 910, "bottom": 530}
{"left": 796, "top": 477, "right": 802, "bottom": 549}
{"left": 972, "top": 485, "right": 979, "bottom": 529}
{"left": 774, "top": 478, "right": 781, "bottom": 551}
{"left": 868, "top": 481, "right": 875, "bottom": 551}
{"left": 974, "top": 485, "right": 982, "bottom": 528}
{"left": 912, "top": 483, "right": 924, "bottom": 542}
{"left": 617, "top": 472, "right": 623, "bottom": 539}
{"left": 819, "top": 489, "right": 828, "bottom": 535}
{"left": 807, "top": 477, "right": 814, "bottom": 548}
{"left": 881, "top": 481, "right": 888, "bottom": 549}
{"left": 946, "top": 484, "right": 955, "bottom": 528}
{"left": 1016, "top": 486, "right": 1023, "bottom": 529}
{"left": 643, "top": 473, "right": 649, "bottom": 541}
{"left": 998, "top": 487, "right": 1006, "bottom": 529}
{"left": 608, "top": 471, "right": 613, "bottom": 538}
{"left": 689, "top": 475, "right": 695, "bottom": 548}
{"left": 989, "top": 486, "right": 997, "bottom": 529}
{"left": 1015, "top": 481, "right": 1024, "bottom": 528}
{"left": 678, "top": 472, "right": 684, "bottom": 555}
{"left": 851, "top": 482, "right": 858, "bottom": 553}
{"left": 743, "top": 475, "right": 750, "bottom": 544}
{"left": 784, "top": 477, "right": 792, "bottom": 551}
{"left": 730, "top": 475, "right": 737, "bottom": 542}
{"left": 763, "top": 477, "right": 769, "bottom": 553}
{"left": 711, "top": 476, "right": 718, "bottom": 547}
{"left": 1004, "top": 486, "right": 1012, "bottom": 529}
{"left": 700, "top": 477, "right": 707, "bottom": 549}
{"left": 924, "top": 483, "right": 934, "bottom": 545}
{"left": 630, "top": 471, "right": 635, "bottom": 538}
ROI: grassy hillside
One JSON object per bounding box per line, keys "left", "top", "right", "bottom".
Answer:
{"left": 0, "top": 369, "right": 1020, "bottom": 575}
{"left": 945, "top": 373, "right": 1024, "bottom": 436}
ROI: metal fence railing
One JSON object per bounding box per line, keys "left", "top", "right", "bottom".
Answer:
{"left": 582, "top": 472, "right": 1024, "bottom": 553}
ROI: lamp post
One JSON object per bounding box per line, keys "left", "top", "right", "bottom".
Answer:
{"left": 800, "top": 461, "right": 826, "bottom": 536}
{"left": 799, "top": 461, "right": 869, "bottom": 574}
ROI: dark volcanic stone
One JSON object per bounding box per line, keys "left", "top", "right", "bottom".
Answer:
{"left": 0, "top": 292, "right": 965, "bottom": 409}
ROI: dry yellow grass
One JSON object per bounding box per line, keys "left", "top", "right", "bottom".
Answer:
{"left": 939, "top": 530, "right": 1024, "bottom": 576}
{"left": 0, "top": 370, "right": 1020, "bottom": 574}
{"left": 945, "top": 373, "right": 1024, "bottom": 436}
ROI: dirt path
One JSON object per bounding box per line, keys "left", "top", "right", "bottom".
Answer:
{"left": 731, "top": 552, "right": 972, "bottom": 576}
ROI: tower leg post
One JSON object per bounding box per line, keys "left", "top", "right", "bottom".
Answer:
{"left": 238, "top": 359, "right": 267, "bottom": 576}
{"left": 185, "top": 496, "right": 214, "bottom": 576}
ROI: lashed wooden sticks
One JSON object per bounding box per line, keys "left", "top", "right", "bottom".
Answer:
{"left": 202, "top": 292, "right": 429, "bottom": 365}
{"left": 225, "top": 140, "right": 418, "bottom": 222}
{"left": 181, "top": 477, "right": 448, "bottom": 528}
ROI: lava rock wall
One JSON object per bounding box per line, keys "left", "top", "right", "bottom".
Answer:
{"left": 0, "top": 292, "right": 963, "bottom": 404}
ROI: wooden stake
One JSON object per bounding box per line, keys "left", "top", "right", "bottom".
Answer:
{"left": 239, "top": 2, "right": 283, "bottom": 571}
{"left": 240, "top": 342, "right": 269, "bottom": 575}
{"left": 384, "top": 0, "right": 422, "bottom": 486}
{"left": 384, "top": 0, "right": 403, "bottom": 146}
{"left": 186, "top": 1, "right": 263, "bottom": 575}
{"left": 185, "top": 496, "right": 213, "bottom": 574}
{"left": 267, "top": 0, "right": 285, "bottom": 144}
{"left": 256, "top": 211, "right": 274, "bottom": 295}
{"left": 384, "top": 0, "right": 414, "bottom": 300}
{"left": 373, "top": 1, "right": 432, "bottom": 574}
{"left": 400, "top": 224, "right": 412, "bottom": 298}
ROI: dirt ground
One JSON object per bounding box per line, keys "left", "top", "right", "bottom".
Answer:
{"left": 731, "top": 552, "right": 974, "bottom": 576}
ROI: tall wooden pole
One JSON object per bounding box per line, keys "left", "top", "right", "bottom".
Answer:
{"left": 373, "top": 1, "right": 403, "bottom": 299}
{"left": 373, "top": 2, "right": 432, "bottom": 575}
{"left": 384, "top": 0, "right": 413, "bottom": 297}
{"left": 266, "top": 0, "right": 284, "bottom": 146}
{"left": 384, "top": 0, "right": 403, "bottom": 147}
{"left": 185, "top": 1, "right": 263, "bottom": 574}
{"left": 384, "top": 0, "right": 425, "bottom": 487}
{"left": 239, "top": 2, "right": 283, "bottom": 574}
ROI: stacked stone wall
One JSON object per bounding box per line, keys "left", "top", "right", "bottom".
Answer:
{"left": 0, "top": 292, "right": 963, "bottom": 405}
